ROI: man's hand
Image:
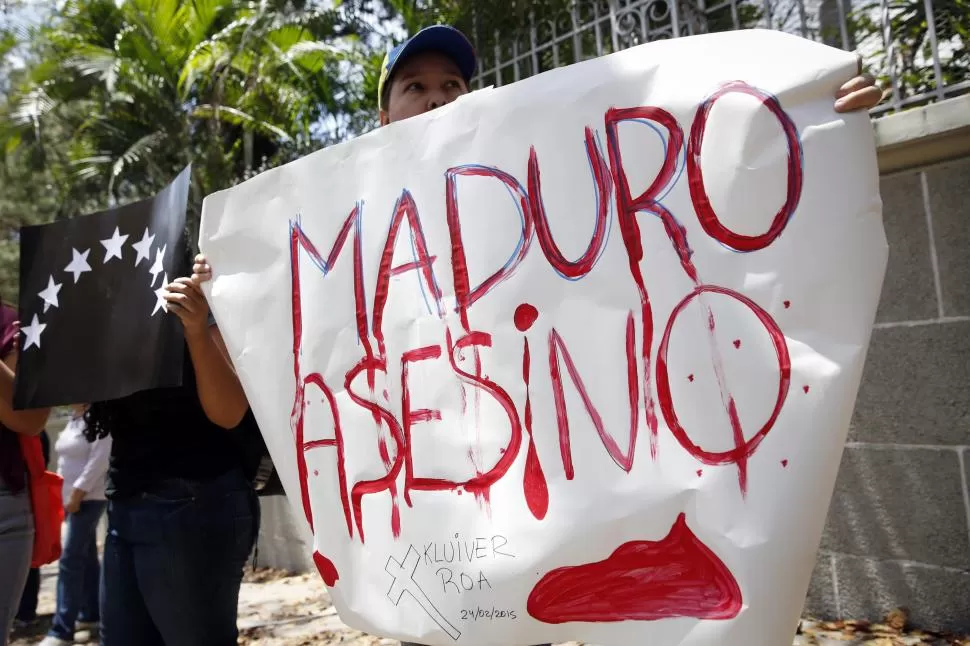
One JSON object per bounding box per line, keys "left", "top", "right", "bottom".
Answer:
{"left": 834, "top": 73, "right": 883, "bottom": 113}
{"left": 164, "top": 277, "right": 211, "bottom": 340}
{"left": 65, "top": 487, "right": 86, "bottom": 514}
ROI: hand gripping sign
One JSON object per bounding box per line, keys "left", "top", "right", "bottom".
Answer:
{"left": 200, "top": 29, "right": 888, "bottom": 646}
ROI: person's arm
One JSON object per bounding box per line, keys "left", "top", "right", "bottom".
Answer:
{"left": 0, "top": 349, "right": 50, "bottom": 436}
{"left": 165, "top": 277, "right": 248, "bottom": 429}
{"left": 70, "top": 432, "right": 111, "bottom": 503}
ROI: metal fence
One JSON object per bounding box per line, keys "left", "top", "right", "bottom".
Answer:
{"left": 470, "top": 0, "right": 969, "bottom": 116}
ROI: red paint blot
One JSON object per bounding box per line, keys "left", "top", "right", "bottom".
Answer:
{"left": 803, "top": 385, "right": 810, "bottom": 394}
{"left": 783, "top": 300, "right": 791, "bottom": 309}
{"left": 382, "top": 389, "right": 389, "bottom": 399}
{"left": 313, "top": 470, "right": 319, "bottom": 477}
{"left": 514, "top": 303, "right": 539, "bottom": 332}
{"left": 781, "top": 459, "right": 788, "bottom": 467}
{"left": 527, "top": 513, "right": 741, "bottom": 623}
{"left": 696, "top": 469, "right": 703, "bottom": 477}
{"left": 522, "top": 337, "right": 549, "bottom": 520}
{"left": 688, "top": 374, "right": 695, "bottom": 382}
{"left": 313, "top": 551, "right": 339, "bottom": 587}
{"left": 733, "top": 339, "right": 741, "bottom": 349}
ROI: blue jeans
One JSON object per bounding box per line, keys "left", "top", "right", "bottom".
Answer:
{"left": 99, "top": 468, "right": 258, "bottom": 646}
{"left": 48, "top": 500, "right": 106, "bottom": 640}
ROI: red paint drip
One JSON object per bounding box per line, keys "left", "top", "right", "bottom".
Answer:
{"left": 313, "top": 551, "right": 340, "bottom": 587}
{"left": 733, "top": 339, "right": 741, "bottom": 349}
{"left": 696, "top": 469, "right": 703, "bottom": 477}
{"left": 313, "top": 469, "right": 319, "bottom": 477}
{"left": 781, "top": 459, "right": 789, "bottom": 467}
{"left": 803, "top": 385, "right": 810, "bottom": 394}
{"left": 515, "top": 303, "right": 540, "bottom": 332}
{"left": 522, "top": 337, "right": 549, "bottom": 520}
{"left": 527, "top": 513, "right": 741, "bottom": 623}
{"left": 688, "top": 374, "right": 695, "bottom": 382}
{"left": 784, "top": 300, "right": 791, "bottom": 309}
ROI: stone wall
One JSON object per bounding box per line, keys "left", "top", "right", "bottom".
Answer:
{"left": 804, "top": 95, "right": 970, "bottom": 633}
{"left": 254, "top": 95, "right": 970, "bottom": 633}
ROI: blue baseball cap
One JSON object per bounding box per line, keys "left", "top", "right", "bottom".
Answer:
{"left": 378, "top": 25, "right": 477, "bottom": 111}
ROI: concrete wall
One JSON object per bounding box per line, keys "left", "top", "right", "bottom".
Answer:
{"left": 254, "top": 95, "right": 970, "bottom": 633}
{"left": 804, "top": 96, "right": 970, "bottom": 633}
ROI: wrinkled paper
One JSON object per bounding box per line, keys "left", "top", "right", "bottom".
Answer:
{"left": 200, "top": 29, "right": 888, "bottom": 646}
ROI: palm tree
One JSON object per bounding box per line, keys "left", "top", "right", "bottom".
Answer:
{"left": 2, "top": 0, "right": 370, "bottom": 220}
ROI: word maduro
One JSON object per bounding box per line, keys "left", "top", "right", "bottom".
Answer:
{"left": 291, "top": 81, "right": 796, "bottom": 551}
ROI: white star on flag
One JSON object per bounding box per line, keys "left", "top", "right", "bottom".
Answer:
{"left": 21, "top": 314, "right": 46, "bottom": 350}
{"left": 100, "top": 226, "right": 129, "bottom": 263}
{"left": 132, "top": 228, "right": 155, "bottom": 266}
{"left": 64, "top": 248, "right": 92, "bottom": 284}
{"left": 37, "top": 276, "right": 62, "bottom": 313}
{"left": 152, "top": 274, "right": 169, "bottom": 316}
{"left": 149, "top": 244, "right": 167, "bottom": 287}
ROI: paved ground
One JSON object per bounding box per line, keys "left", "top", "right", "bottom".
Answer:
{"left": 10, "top": 566, "right": 968, "bottom": 645}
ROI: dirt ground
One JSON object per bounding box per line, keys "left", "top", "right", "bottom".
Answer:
{"left": 9, "top": 565, "right": 968, "bottom": 645}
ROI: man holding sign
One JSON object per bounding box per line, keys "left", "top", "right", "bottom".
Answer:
{"left": 197, "top": 24, "right": 888, "bottom": 646}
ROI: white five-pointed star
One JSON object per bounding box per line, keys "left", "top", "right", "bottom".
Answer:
{"left": 152, "top": 274, "right": 169, "bottom": 316}
{"left": 64, "top": 248, "right": 92, "bottom": 284}
{"left": 100, "top": 226, "right": 129, "bottom": 263}
{"left": 37, "top": 276, "right": 62, "bottom": 313}
{"left": 148, "top": 244, "right": 167, "bottom": 287}
{"left": 21, "top": 314, "right": 46, "bottom": 350}
{"left": 131, "top": 228, "right": 155, "bottom": 266}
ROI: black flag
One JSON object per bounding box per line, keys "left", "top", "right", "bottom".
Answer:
{"left": 13, "top": 166, "right": 192, "bottom": 409}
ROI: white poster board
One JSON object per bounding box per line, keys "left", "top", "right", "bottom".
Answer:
{"left": 200, "top": 29, "right": 888, "bottom": 646}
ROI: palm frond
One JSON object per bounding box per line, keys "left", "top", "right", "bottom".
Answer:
{"left": 191, "top": 104, "right": 291, "bottom": 142}
{"left": 107, "top": 130, "right": 166, "bottom": 195}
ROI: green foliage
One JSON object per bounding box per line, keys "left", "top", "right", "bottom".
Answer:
{"left": 852, "top": 0, "right": 969, "bottom": 100}
{"left": 0, "top": 0, "right": 377, "bottom": 303}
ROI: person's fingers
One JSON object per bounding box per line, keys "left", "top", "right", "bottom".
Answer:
{"left": 835, "top": 72, "right": 876, "bottom": 97}
{"left": 834, "top": 85, "right": 883, "bottom": 113}
{"left": 167, "top": 278, "right": 205, "bottom": 299}
{"left": 164, "top": 291, "right": 199, "bottom": 315}
{"left": 192, "top": 255, "right": 212, "bottom": 282}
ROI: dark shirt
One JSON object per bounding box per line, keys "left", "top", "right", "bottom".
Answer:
{"left": 0, "top": 303, "right": 26, "bottom": 493}
{"left": 105, "top": 345, "right": 243, "bottom": 499}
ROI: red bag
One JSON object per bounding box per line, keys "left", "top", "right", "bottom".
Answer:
{"left": 18, "top": 434, "right": 64, "bottom": 567}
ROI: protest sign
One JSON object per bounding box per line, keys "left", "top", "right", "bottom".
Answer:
{"left": 200, "top": 29, "right": 888, "bottom": 646}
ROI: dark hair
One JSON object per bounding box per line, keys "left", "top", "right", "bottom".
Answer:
{"left": 83, "top": 400, "right": 117, "bottom": 442}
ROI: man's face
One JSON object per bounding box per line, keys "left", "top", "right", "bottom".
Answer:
{"left": 380, "top": 51, "right": 469, "bottom": 126}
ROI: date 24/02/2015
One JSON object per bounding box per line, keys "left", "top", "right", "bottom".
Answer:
{"left": 460, "top": 607, "right": 519, "bottom": 621}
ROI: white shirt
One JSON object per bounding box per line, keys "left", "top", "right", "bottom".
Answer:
{"left": 55, "top": 414, "right": 111, "bottom": 503}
